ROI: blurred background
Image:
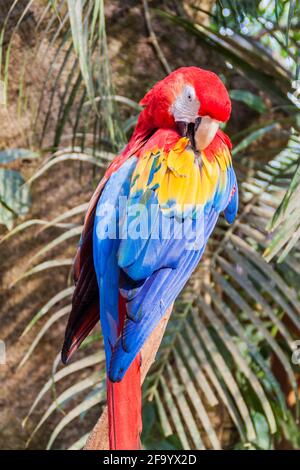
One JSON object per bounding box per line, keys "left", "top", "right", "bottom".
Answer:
{"left": 0, "top": 0, "right": 300, "bottom": 450}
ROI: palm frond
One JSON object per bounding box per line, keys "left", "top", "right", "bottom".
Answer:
{"left": 264, "top": 133, "right": 300, "bottom": 262}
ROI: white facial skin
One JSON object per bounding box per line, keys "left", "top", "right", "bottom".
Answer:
{"left": 171, "top": 84, "right": 220, "bottom": 150}
{"left": 171, "top": 85, "right": 199, "bottom": 123}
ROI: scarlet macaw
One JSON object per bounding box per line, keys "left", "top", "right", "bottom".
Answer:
{"left": 61, "top": 67, "right": 238, "bottom": 450}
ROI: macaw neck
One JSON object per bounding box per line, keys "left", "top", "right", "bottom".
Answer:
{"left": 104, "top": 108, "right": 160, "bottom": 180}
{"left": 122, "top": 105, "right": 177, "bottom": 159}
{"left": 136, "top": 128, "right": 182, "bottom": 157}
{"left": 121, "top": 110, "right": 155, "bottom": 159}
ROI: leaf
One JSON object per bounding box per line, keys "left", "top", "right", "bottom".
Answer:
{"left": 0, "top": 168, "right": 31, "bottom": 229}
{"left": 229, "top": 90, "right": 266, "bottom": 113}
{"left": 264, "top": 134, "right": 300, "bottom": 261}
{"left": 20, "top": 287, "right": 74, "bottom": 338}
{"left": 46, "top": 387, "right": 104, "bottom": 449}
{"left": 28, "top": 225, "right": 83, "bottom": 264}
{"left": 0, "top": 148, "right": 39, "bottom": 164}
{"left": 67, "top": 0, "right": 95, "bottom": 102}
{"left": 232, "top": 124, "right": 277, "bottom": 155}
{"left": 0, "top": 219, "right": 75, "bottom": 244}
{"left": 37, "top": 203, "right": 88, "bottom": 234}
{"left": 84, "top": 94, "right": 142, "bottom": 112}
{"left": 286, "top": 0, "right": 296, "bottom": 48}
{"left": 27, "top": 373, "right": 100, "bottom": 445}
{"left": 23, "top": 352, "right": 103, "bottom": 425}
{"left": 173, "top": 350, "right": 221, "bottom": 449}
{"left": 26, "top": 153, "right": 109, "bottom": 186}
{"left": 18, "top": 305, "right": 71, "bottom": 370}
{"left": 269, "top": 155, "right": 300, "bottom": 232}
{"left": 11, "top": 259, "right": 73, "bottom": 287}
{"left": 68, "top": 433, "right": 90, "bottom": 450}
{"left": 251, "top": 411, "right": 271, "bottom": 450}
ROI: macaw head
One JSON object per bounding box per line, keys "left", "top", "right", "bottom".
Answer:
{"left": 139, "top": 66, "right": 231, "bottom": 150}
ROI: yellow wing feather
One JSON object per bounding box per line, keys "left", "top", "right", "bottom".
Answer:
{"left": 130, "top": 137, "right": 232, "bottom": 214}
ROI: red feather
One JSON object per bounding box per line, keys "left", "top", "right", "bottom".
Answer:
{"left": 107, "top": 295, "right": 142, "bottom": 450}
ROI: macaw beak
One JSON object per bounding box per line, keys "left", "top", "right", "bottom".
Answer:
{"left": 176, "top": 121, "right": 188, "bottom": 137}
{"left": 194, "top": 116, "right": 219, "bottom": 150}
{"left": 176, "top": 121, "right": 196, "bottom": 149}
{"left": 176, "top": 116, "right": 219, "bottom": 151}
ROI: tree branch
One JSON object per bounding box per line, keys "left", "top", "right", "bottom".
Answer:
{"left": 84, "top": 305, "right": 173, "bottom": 450}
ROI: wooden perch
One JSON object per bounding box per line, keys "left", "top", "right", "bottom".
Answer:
{"left": 84, "top": 305, "right": 173, "bottom": 450}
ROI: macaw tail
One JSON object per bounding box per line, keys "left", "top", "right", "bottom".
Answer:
{"left": 106, "top": 295, "right": 142, "bottom": 450}
{"left": 107, "top": 354, "right": 142, "bottom": 449}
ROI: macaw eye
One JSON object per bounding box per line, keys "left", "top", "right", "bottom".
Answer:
{"left": 183, "top": 85, "right": 195, "bottom": 103}
{"left": 171, "top": 85, "right": 199, "bottom": 123}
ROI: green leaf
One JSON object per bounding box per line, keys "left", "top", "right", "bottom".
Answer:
{"left": 67, "top": 0, "right": 95, "bottom": 102}
{"left": 230, "top": 90, "right": 266, "bottom": 113}
{"left": 251, "top": 411, "right": 272, "bottom": 450}
{"left": 232, "top": 124, "right": 277, "bottom": 155}
{"left": 264, "top": 135, "right": 300, "bottom": 262}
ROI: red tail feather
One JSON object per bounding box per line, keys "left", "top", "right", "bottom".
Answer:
{"left": 106, "top": 295, "right": 142, "bottom": 450}
{"left": 107, "top": 354, "right": 142, "bottom": 449}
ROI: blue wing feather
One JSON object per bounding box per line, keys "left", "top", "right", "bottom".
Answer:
{"left": 109, "top": 208, "right": 219, "bottom": 382}
{"left": 93, "top": 157, "right": 138, "bottom": 368}
{"left": 93, "top": 136, "right": 238, "bottom": 382}
{"left": 224, "top": 172, "right": 238, "bottom": 224}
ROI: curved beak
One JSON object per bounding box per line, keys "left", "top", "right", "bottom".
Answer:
{"left": 176, "top": 116, "right": 219, "bottom": 151}
{"left": 176, "top": 121, "right": 196, "bottom": 148}
{"left": 194, "top": 116, "right": 219, "bottom": 151}
{"left": 176, "top": 121, "right": 188, "bottom": 137}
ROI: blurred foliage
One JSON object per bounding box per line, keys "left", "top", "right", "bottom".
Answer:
{"left": 214, "top": 0, "right": 299, "bottom": 79}
{"left": 0, "top": 149, "right": 39, "bottom": 228}
{"left": 1, "top": 0, "right": 300, "bottom": 451}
